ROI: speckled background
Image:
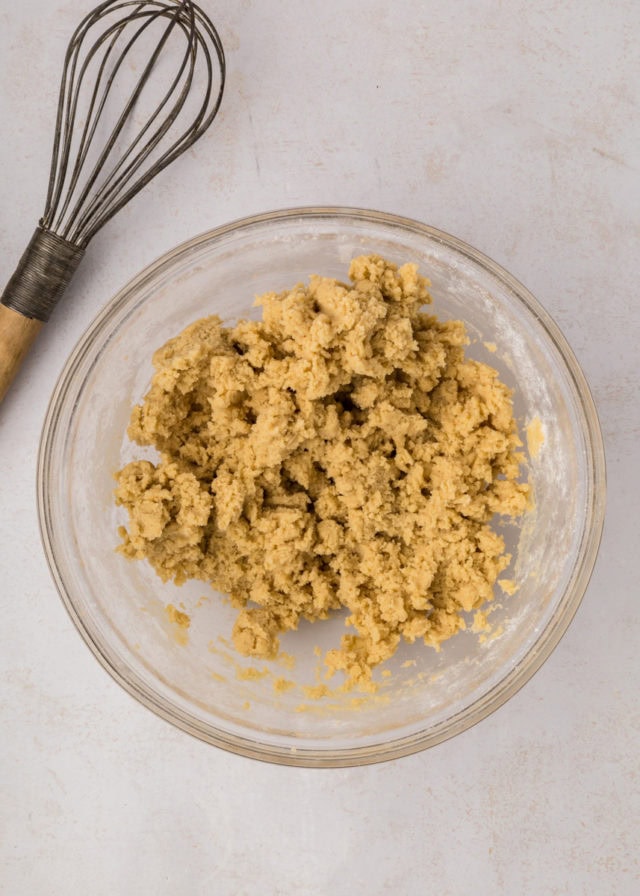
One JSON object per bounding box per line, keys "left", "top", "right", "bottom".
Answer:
{"left": 1, "top": 1, "right": 638, "bottom": 893}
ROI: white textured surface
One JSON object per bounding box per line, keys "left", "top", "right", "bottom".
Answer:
{"left": 1, "top": 1, "right": 638, "bottom": 893}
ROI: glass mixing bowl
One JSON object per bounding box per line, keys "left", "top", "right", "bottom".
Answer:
{"left": 38, "top": 208, "right": 605, "bottom": 766}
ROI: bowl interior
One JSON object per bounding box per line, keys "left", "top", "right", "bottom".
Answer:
{"left": 39, "top": 209, "right": 602, "bottom": 765}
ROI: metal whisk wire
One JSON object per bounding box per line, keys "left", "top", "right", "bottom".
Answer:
{"left": 0, "top": 0, "right": 226, "bottom": 402}
{"left": 43, "top": 0, "right": 225, "bottom": 247}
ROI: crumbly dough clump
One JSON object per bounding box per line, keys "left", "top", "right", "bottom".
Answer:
{"left": 115, "top": 255, "right": 529, "bottom": 685}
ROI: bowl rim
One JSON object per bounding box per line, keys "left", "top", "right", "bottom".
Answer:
{"left": 37, "top": 205, "right": 607, "bottom": 767}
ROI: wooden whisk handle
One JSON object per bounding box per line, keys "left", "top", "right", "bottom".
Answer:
{"left": 0, "top": 306, "right": 43, "bottom": 403}
{"left": 0, "top": 227, "right": 84, "bottom": 403}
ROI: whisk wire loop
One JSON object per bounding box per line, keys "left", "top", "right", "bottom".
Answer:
{"left": 61, "top": 7, "right": 191, "bottom": 240}
{"left": 41, "top": 0, "right": 224, "bottom": 247}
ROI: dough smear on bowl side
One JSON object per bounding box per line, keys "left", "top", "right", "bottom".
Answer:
{"left": 114, "top": 255, "right": 530, "bottom": 688}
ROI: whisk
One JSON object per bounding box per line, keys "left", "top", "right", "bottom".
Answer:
{"left": 0, "top": 0, "right": 225, "bottom": 402}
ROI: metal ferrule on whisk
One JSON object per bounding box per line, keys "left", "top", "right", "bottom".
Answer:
{"left": 1, "top": 228, "right": 85, "bottom": 322}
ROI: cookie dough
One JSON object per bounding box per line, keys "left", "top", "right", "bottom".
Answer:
{"left": 115, "top": 255, "right": 529, "bottom": 685}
